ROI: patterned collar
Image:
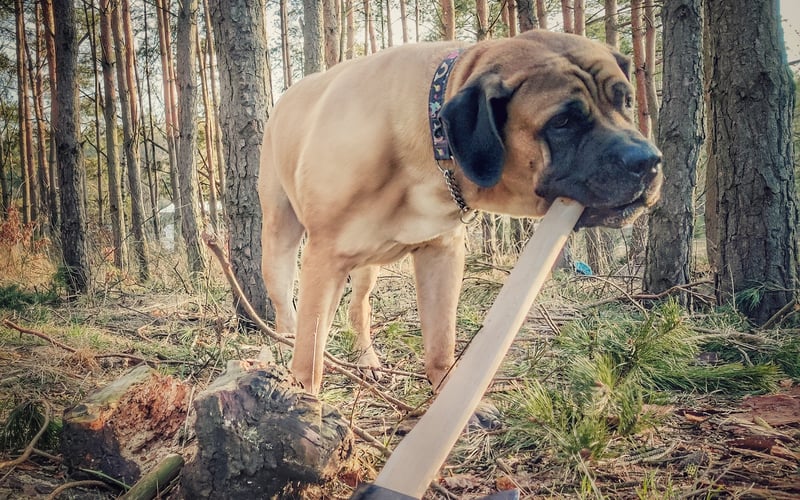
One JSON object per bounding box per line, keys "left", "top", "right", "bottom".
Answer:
{"left": 428, "top": 49, "right": 463, "bottom": 160}
{"left": 428, "top": 49, "right": 478, "bottom": 223}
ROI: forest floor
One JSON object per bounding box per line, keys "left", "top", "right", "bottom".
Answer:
{"left": 1, "top": 247, "right": 799, "bottom": 499}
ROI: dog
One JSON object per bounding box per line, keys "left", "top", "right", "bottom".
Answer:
{"left": 259, "top": 30, "right": 662, "bottom": 395}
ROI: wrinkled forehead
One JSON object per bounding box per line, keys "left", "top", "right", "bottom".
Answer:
{"left": 508, "top": 49, "right": 634, "bottom": 124}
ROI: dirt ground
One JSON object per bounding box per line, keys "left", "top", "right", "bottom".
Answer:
{"left": 1, "top": 278, "right": 799, "bottom": 499}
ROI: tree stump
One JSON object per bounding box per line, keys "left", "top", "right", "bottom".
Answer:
{"left": 181, "top": 359, "right": 354, "bottom": 499}
{"left": 61, "top": 364, "right": 192, "bottom": 484}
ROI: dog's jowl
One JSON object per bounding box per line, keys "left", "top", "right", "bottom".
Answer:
{"left": 259, "top": 30, "right": 663, "bottom": 395}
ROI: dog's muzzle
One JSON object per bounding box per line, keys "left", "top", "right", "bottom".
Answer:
{"left": 537, "top": 132, "right": 663, "bottom": 228}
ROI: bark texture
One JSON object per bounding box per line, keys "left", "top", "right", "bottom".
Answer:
{"left": 704, "top": 0, "right": 799, "bottom": 324}
{"left": 176, "top": 0, "right": 206, "bottom": 280}
{"left": 303, "top": 0, "right": 324, "bottom": 74}
{"left": 182, "top": 360, "right": 353, "bottom": 498}
{"left": 53, "top": 0, "right": 89, "bottom": 294}
{"left": 210, "top": 0, "right": 272, "bottom": 322}
{"left": 62, "top": 365, "right": 190, "bottom": 484}
{"left": 644, "top": 0, "right": 704, "bottom": 298}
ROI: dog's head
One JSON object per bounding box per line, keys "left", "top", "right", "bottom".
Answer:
{"left": 440, "top": 31, "right": 662, "bottom": 228}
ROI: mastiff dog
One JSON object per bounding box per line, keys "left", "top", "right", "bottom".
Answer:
{"left": 259, "top": 30, "right": 663, "bottom": 395}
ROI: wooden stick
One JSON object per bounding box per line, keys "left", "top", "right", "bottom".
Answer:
{"left": 120, "top": 453, "right": 184, "bottom": 500}
{"left": 372, "top": 198, "right": 584, "bottom": 498}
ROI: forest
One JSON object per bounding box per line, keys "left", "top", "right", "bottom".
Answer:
{"left": 0, "top": 0, "right": 799, "bottom": 498}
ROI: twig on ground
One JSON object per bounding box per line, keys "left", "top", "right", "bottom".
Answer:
{"left": 46, "top": 480, "right": 112, "bottom": 500}
{"left": 351, "top": 425, "right": 392, "bottom": 457}
{"left": 3, "top": 319, "right": 149, "bottom": 365}
{"left": 0, "top": 399, "right": 51, "bottom": 470}
{"left": 761, "top": 298, "right": 798, "bottom": 330}
{"left": 584, "top": 279, "right": 714, "bottom": 310}
{"left": 3, "top": 319, "right": 76, "bottom": 352}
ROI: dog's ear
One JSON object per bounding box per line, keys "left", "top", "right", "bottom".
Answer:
{"left": 613, "top": 52, "right": 631, "bottom": 81}
{"left": 440, "top": 73, "right": 514, "bottom": 188}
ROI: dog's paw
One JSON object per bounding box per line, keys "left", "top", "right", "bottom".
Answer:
{"left": 355, "top": 348, "right": 384, "bottom": 382}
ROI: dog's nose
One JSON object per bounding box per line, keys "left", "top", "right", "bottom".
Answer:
{"left": 621, "top": 143, "right": 662, "bottom": 178}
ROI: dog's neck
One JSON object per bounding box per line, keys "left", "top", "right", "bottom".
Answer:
{"left": 429, "top": 49, "right": 478, "bottom": 224}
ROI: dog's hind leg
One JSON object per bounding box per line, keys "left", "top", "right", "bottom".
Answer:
{"left": 261, "top": 192, "right": 305, "bottom": 337}
{"left": 348, "top": 265, "right": 382, "bottom": 380}
{"left": 411, "top": 227, "right": 466, "bottom": 393}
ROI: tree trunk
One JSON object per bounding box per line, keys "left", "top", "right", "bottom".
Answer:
{"left": 30, "top": 4, "right": 52, "bottom": 232}
{"left": 441, "top": 0, "right": 455, "bottom": 40}
{"left": 197, "top": 32, "right": 219, "bottom": 234}
{"left": 630, "top": 0, "right": 650, "bottom": 137}
{"left": 201, "top": 0, "right": 227, "bottom": 222}
{"left": 517, "top": 0, "right": 535, "bottom": 32}
{"left": 85, "top": 0, "right": 104, "bottom": 228}
{"left": 604, "top": 0, "right": 617, "bottom": 46}
{"left": 704, "top": 0, "right": 799, "bottom": 325}
{"left": 381, "top": 0, "right": 394, "bottom": 47}
{"left": 573, "top": 0, "right": 584, "bottom": 36}
{"left": 476, "top": 0, "right": 489, "bottom": 40}
{"left": 54, "top": 0, "right": 90, "bottom": 295}
{"left": 536, "top": 0, "right": 547, "bottom": 30}
{"left": 323, "top": 0, "right": 340, "bottom": 67}
{"left": 140, "top": 0, "right": 161, "bottom": 241}
{"left": 506, "top": 0, "right": 517, "bottom": 36}
{"left": 42, "top": 0, "right": 60, "bottom": 229}
{"left": 643, "top": 0, "right": 703, "bottom": 300}
{"left": 99, "top": 0, "right": 128, "bottom": 270}
{"left": 345, "top": 0, "right": 355, "bottom": 59}
{"left": 644, "top": 0, "right": 659, "bottom": 128}
{"left": 627, "top": 0, "right": 650, "bottom": 263}
{"left": 560, "top": 0, "right": 573, "bottom": 34}
{"left": 414, "top": 0, "right": 420, "bottom": 41}
{"left": 15, "top": 0, "right": 36, "bottom": 225}
{"left": 303, "top": 0, "right": 324, "bottom": 75}
{"left": 112, "top": 0, "right": 150, "bottom": 281}
{"left": 365, "top": 0, "right": 378, "bottom": 54}
{"left": 399, "top": 0, "right": 408, "bottom": 43}
{"left": 176, "top": 0, "right": 206, "bottom": 281}
{"left": 210, "top": 0, "right": 273, "bottom": 323}
{"left": 156, "top": 0, "right": 182, "bottom": 244}
{"left": 280, "top": 0, "right": 293, "bottom": 88}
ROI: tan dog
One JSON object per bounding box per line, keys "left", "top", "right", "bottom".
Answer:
{"left": 259, "top": 30, "right": 662, "bottom": 395}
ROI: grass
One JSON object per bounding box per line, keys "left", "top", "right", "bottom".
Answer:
{"left": 495, "top": 297, "right": 795, "bottom": 468}
{"left": 0, "top": 399, "right": 61, "bottom": 453}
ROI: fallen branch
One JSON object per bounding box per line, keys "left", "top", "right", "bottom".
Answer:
{"left": 3, "top": 319, "right": 75, "bottom": 352}
{"left": 761, "top": 298, "right": 799, "bottom": 330}
{"left": 584, "top": 279, "right": 714, "bottom": 310}
{"left": 3, "top": 319, "right": 148, "bottom": 365}
{"left": 0, "top": 399, "right": 51, "bottom": 470}
{"left": 203, "top": 232, "right": 416, "bottom": 413}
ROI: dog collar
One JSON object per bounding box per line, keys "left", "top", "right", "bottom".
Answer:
{"left": 428, "top": 49, "right": 478, "bottom": 224}
{"left": 429, "top": 49, "right": 461, "bottom": 160}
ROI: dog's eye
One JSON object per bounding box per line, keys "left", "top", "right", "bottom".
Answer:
{"left": 547, "top": 102, "right": 588, "bottom": 131}
{"left": 551, "top": 113, "right": 572, "bottom": 129}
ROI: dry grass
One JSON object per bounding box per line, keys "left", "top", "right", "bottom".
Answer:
{"left": 1, "top": 227, "right": 799, "bottom": 499}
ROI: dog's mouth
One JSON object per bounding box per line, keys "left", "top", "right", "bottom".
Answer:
{"left": 577, "top": 198, "right": 648, "bottom": 228}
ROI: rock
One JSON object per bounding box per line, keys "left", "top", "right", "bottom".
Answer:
{"left": 181, "top": 360, "right": 353, "bottom": 499}
{"left": 61, "top": 364, "right": 191, "bottom": 484}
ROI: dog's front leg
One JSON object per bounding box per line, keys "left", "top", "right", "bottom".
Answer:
{"left": 291, "top": 239, "right": 349, "bottom": 395}
{"left": 348, "top": 265, "right": 382, "bottom": 379}
{"left": 411, "top": 227, "right": 466, "bottom": 392}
